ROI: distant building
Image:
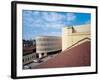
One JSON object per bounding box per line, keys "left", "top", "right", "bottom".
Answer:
{"left": 23, "top": 40, "right": 36, "bottom": 47}
{"left": 36, "top": 36, "right": 62, "bottom": 58}
{"left": 23, "top": 40, "right": 36, "bottom": 66}
{"left": 62, "top": 24, "right": 91, "bottom": 51}
{"left": 23, "top": 46, "right": 36, "bottom": 66}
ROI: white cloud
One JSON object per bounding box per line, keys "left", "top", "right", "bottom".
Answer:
{"left": 32, "top": 11, "right": 40, "bottom": 15}
{"left": 66, "top": 13, "right": 76, "bottom": 21}
{"left": 42, "top": 12, "right": 64, "bottom": 22}
{"left": 27, "top": 12, "right": 66, "bottom": 30}
{"left": 23, "top": 11, "right": 76, "bottom": 31}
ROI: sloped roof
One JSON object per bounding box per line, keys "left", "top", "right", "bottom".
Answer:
{"left": 35, "top": 41, "right": 91, "bottom": 68}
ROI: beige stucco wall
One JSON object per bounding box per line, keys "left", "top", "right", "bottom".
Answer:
{"left": 62, "top": 24, "right": 91, "bottom": 51}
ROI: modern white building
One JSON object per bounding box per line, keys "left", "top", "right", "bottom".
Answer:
{"left": 36, "top": 36, "right": 62, "bottom": 58}
{"left": 62, "top": 24, "right": 91, "bottom": 51}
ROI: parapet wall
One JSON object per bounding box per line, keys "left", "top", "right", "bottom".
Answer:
{"left": 62, "top": 24, "right": 90, "bottom": 51}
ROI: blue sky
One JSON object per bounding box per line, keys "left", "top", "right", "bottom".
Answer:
{"left": 22, "top": 10, "right": 91, "bottom": 40}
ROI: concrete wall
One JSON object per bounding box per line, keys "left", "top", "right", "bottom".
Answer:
{"left": 62, "top": 24, "right": 91, "bottom": 51}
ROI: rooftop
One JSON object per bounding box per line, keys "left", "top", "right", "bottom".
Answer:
{"left": 35, "top": 41, "right": 91, "bottom": 68}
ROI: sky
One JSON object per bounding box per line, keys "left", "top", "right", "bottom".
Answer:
{"left": 22, "top": 10, "right": 91, "bottom": 40}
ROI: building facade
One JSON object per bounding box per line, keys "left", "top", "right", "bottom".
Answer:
{"left": 23, "top": 40, "right": 37, "bottom": 68}
{"left": 36, "top": 36, "right": 62, "bottom": 58}
{"left": 23, "top": 40, "right": 36, "bottom": 47}
{"left": 62, "top": 24, "right": 91, "bottom": 51}
{"left": 23, "top": 46, "right": 36, "bottom": 66}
